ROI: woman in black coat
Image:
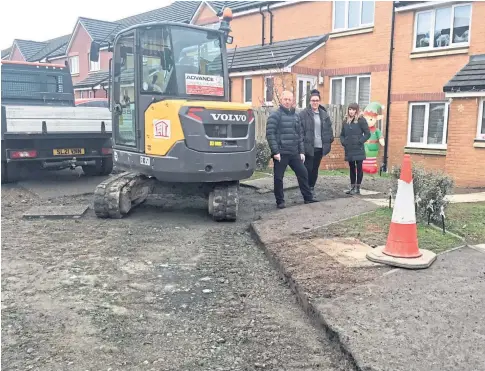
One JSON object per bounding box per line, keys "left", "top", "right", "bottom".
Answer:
{"left": 340, "top": 103, "right": 371, "bottom": 195}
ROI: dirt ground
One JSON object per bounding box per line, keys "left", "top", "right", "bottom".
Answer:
{"left": 0, "top": 173, "right": 393, "bottom": 371}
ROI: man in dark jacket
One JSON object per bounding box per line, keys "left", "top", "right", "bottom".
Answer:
{"left": 266, "top": 90, "right": 317, "bottom": 209}
{"left": 299, "top": 89, "right": 334, "bottom": 193}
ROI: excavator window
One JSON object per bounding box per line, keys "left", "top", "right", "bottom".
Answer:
{"left": 139, "top": 27, "right": 173, "bottom": 95}
{"left": 137, "top": 25, "right": 226, "bottom": 99}
{"left": 113, "top": 33, "right": 137, "bottom": 147}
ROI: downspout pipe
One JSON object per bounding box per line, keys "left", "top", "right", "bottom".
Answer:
{"left": 267, "top": 4, "right": 274, "bottom": 44}
{"left": 259, "top": 5, "right": 265, "bottom": 46}
{"left": 382, "top": 0, "right": 396, "bottom": 174}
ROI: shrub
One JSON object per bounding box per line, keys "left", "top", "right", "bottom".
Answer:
{"left": 390, "top": 165, "right": 454, "bottom": 223}
{"left": 256, "top": 141, "right": 271, "bottom": 171}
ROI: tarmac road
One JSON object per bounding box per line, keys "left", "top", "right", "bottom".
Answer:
{"left": 8, "top": 167, "right": 110, "bottom": 199}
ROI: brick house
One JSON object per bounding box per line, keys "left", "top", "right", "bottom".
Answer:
{"left": 225, "top": 0, "right": 485, "bottom": 187}
{"left": 2, "top": 0, "right": 484, "bottom": 187}
{"left": 389, "top": 0, "right": 485, "bottom": 188}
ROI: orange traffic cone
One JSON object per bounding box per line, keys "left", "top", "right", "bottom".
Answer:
{"left": 366, "top": 154, "right": 436, "bottom": 269}
{"left": 382, "top": 154, "right": 421, "bottom": 258}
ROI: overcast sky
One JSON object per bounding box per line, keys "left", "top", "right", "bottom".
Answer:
{"left": 0, "top": 0, "right": 175, "bottom": 50}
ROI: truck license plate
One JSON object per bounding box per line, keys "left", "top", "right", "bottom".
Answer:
{"left": 140, "top": 156, "right": 150, "bottom": 166}
{"left": 53, "top": 148, "right": 85, "bottom": 156}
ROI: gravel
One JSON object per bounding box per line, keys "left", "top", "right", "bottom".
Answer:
{"left": 0, "top": 176, "right": 373, "bottom": 371}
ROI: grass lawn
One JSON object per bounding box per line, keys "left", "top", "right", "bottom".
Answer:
{"left": 445, "top": 202, "right": 485, "bottom": 245}
{"left": 249, "top": 164, "right": 392, "bottom": 180}
{"left": 285, "top": 168, "right": 391, "bottom": 178}
{"left": 248, "top": 169, "right": 349, "bottom": 181}
{"left": 320, "top": 207, "right": 463, "bottom": 254}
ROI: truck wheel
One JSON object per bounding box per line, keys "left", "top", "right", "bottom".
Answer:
{"left": 100, "top": 157, "right": 113, "bottom": 176}
{"left": 2, "top": 162, "right": 20, "bottom": 184}
{"left": 83, "top": 158, "right": 113, "bottom": 176}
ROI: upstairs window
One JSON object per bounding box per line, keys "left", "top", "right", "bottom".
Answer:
{"left": 333, "top": 1, "right": 375, "bottom": 31}
{"left": 88, "top": 53, "right": 100, "bottom": 72}
{"left": 414, "top": 3, "right": 471, "bottom": 50}
{"left": 69, "top": 55, "right": 79, "bottom": 75}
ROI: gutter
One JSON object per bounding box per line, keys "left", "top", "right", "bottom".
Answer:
{"left": 259, "top": 5, "right": 265, "bottom": 46}
{"left": 267, "top": 4, "right": 274, "bottom": 45}
{"left": 382, "top": 0, "right": 396, "bottom": 174}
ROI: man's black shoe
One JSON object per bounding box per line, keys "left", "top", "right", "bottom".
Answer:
{"left": 304, "top": 198, "right": 319, "bottom": 204}
{"left": 277, "top": 202, "right": 286, "bottom": 209}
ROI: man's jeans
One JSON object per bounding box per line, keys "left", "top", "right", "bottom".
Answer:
{"left": 273, "top": 154, "right": 313, "bottom": 205}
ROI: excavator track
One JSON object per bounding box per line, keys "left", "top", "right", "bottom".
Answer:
{"left": 93, "top": 171, "right": 156, "bottom": 219}
{"left": 209, "top": 182, "right": 239, "bottom": 222}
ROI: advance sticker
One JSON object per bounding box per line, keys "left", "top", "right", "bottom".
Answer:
{"left": 185, "top": 73, "right": 224, "bottom": 96}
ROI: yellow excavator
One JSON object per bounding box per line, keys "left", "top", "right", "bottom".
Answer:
{"left": 89, "top": 8, "right": 256, "bottom": 221}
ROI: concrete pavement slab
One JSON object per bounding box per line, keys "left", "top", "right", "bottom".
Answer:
{"left": 241, "top": 175, "right": 299, "bottom": 194}
{"left": 316, "top": 246, "right": 485, "bottom": 371}
{"left": 470, "top": 244, "right": 485, "bottom": 253}
{"left": 251, "top": 197, "right": 380, "bottom": 245}
{"left": 309, "top": 238, "right": 382, "bottom": 268}
{"left": 445, "top": 192, "right": 485, "bottom": 203}
{"left": 22, "top": 204, "right": 89, "bottom": 219}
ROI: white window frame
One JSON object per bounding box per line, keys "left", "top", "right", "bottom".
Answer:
{"left": 407, "top": 102, "right": 449, "bottom": 149}
{"left": 329, "top": 74, "right": 371, "bottom": 105}
{"left": 244, "top": 77, "right": 252, "bottom": 104}
{"left": 413, "top": 3, "right": 472, "bottom": 52}
{"left": 477, "top": 98, "right": 485, "bottom": 140}
{"left": 89, "top": 53, "right": 100, "bottom": 72}
{"left": 69, "top": 55, "right": 79, "bottom": 75}
{"left": 332, "top": 0, "right": 375, "bottom": 32}
{"left": 296, "top": 75, "right": 318, "bottom": 109}
{"left": 264, "top": 76, "right": 274, "bottom": 106}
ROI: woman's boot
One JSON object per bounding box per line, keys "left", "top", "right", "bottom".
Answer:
{"left": 345, "top": 185, "right": 355, "bottom": 194}
{"left": 354, "top": 185, "right": 361, "bottom": 194}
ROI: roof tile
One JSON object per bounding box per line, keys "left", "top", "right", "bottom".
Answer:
{"left": 444, "top": 56, "right": 485, "bottom": 92}
{"left": 15, "top": 40, "right": 47, "bottom": 60}
{"left": 29, "top": 34, "right": 71, "bottom": 61}
{"left": 117, "top": 1, "right": 201, "bottom": 27}
{"left": 74, "top": 70, "right": 110, "bottom": 88}
{"left": 227, "top": 35, "right": 328, "bottom": 72}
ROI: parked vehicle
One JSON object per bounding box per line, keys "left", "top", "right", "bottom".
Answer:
{"left": 75, "top": 98, "right": 109, "bottom": 108}
{"left": 1, "top": 60, "right": 113, "bottom": 183}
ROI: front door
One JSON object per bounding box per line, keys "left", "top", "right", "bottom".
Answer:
{"left": 112, "top": 32, "right": 142, "bottom": 152}
{"left": 296, "top": 75, "right": 318, "bottom": 109}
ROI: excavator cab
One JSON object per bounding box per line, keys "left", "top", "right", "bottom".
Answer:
{"left": 90, "top": 8, "right": 256, "bottom": 221}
